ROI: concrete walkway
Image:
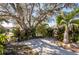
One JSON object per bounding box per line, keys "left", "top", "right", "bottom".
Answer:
{"left": 11, "top": 38, "right": 79, "bottom": 55}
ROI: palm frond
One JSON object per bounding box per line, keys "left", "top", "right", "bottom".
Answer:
{"left": 70, "top": 19, "right": 79, "bottom": 25}
{"left": 60, "top": 20, "right": 66, "bottom": 25}
{"left": 66, "top": 8, "right": 79, "bottom": 21}
{"left": 56, "top": 15, "right": 63, "bottom": 25}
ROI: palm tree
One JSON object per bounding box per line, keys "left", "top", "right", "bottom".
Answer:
{"left": 56, "top": 8, "right": 79, "bottom": 44}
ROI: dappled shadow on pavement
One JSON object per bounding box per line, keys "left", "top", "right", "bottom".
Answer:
{"left": 15, "top": 38, "right": 78, "bottom": 55}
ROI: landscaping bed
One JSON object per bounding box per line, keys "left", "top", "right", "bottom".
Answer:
{"left": 4, "top": 43, "right": 39, "bottom": 55}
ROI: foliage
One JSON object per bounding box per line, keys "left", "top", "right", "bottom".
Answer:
{"left": 46, "top": 27, "right": 54, "bottom": 37}
{"left": 12, "top": 27, "right": 31, "bottom": 41}
{"left": 56, "top": 8, "right": 79, "bottom": 43}
{"left": 69, "top": 25, "right": 79, "bottom": 42}
{"left": 0, "top": 44, "right": 4, "bottom": 54}
{"left": 0, "top": 34, "right": 8, "bottom": 43}
{"left": 36, "top": 23, "right": 49, "bottom": 37}
{"left": 30, "top": 28, "right": 36, "bottom": 38}
{"left": 12, "top": 28, "right": 22, "bottom": 41}
{"left": 0, "top": 28, "right": 6, "bottom": 34}
{"left": 12, "top": 28, "right": 20, "bottom": 38}
{"left": 0, "top": 34, "right": 8, "bottom": 54}
{"left": 53, "top": 26, "right": 65, "bottom": 41}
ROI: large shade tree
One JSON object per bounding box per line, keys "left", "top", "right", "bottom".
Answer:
{"left": 56, "top": 8, "right": 79, "bottom": 43}
{"left": 0, "top": 3, "right": 78, "bottom": 37}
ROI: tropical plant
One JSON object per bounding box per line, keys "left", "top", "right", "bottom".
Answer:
{"left": 12, "top": 27, "right": 31, "bottom": 41}
{"left": 0, "top": 34, "right": 8, "bottom": 54}
{"left": 36, "top": 23, "right": 49, "bottom": 37}
{"left": 0, "top": 28, "right": 6, "bottom": 34}
{"left": 0, "top": 19, "right": 9, "bottom": 54}
{"left": 0, "top": 44, "right": 4, "bottom": 54}
{"left": 46, "top": 27, "right": 54, "bottom": 37}
{"left": 69, "top": 25, "right": 79, "bottom": 42}
{"left": 56, "top": 8, "right": 79, "bottom": 43}
{"left": 12, "top": 27, "right": 23, "bottom": 41}
{"left": 0, "top": 34, "right": 8, "bottom": 44}
{"left": 53, "top": 25, "right": 65, "bottom": 41}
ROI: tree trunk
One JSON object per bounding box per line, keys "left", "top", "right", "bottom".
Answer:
{"left": 63, "top": 26, "right": 69, "bottom": 44}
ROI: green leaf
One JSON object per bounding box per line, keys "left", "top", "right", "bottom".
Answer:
{"left": 56, "top": 15, "right": 63, "bottom": 25}
{"left": 60, "top": 20, "right": 66, "bottom": 25}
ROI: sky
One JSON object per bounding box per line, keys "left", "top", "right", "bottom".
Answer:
{"left": 2, "top": 22, "right": 14, "bottom": 28}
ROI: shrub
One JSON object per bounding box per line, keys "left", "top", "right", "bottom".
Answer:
{"left": 46, "top": 28, "right": 54, "bottom": 37}
{"left": 0, "top": 28, "right": 6, "bottom": 34}
{"left": 0, "top": 34, "right": 8, "bottom": 54}
{"left": 12, "top": 27, "right": 30, "bottom": 41}
{"left": 0, "top": 34, "right": 8, "bottom": 43}
{"left": 12, "top": 28, "right": 20, "bottom": 38}
{"left": 69, "top": 26, "right": 79, "bottom": 42}
{"left": 53, "top": 26, "right": 64, "bottom": 41}
{"left": 0, "top": 45, "right": 4, "bottom": 54}
{"left": 36, "top": 24, "right": 48, "bottom": 37}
